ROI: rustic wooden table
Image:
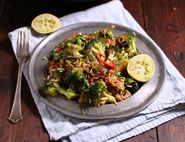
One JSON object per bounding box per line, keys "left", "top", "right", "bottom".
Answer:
{"left": 0, "top": 0, "right": 185, "bottom": 141}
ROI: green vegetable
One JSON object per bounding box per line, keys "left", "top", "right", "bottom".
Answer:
{"left": 46, "top": 82, "right": 79, "bottom": 99}
{"left": 69, "top": 68, "right": 84, "bottom": 83}
{"left": 53, "top": 52, "right": 62, "bottom": 60}
{"left": 128, "top": 32, "right": 138, "bottom": 54}
{"left": 69, "top": 68, "right": 90, "bottom": 92}
{"left": 89, "top": 80, "right": 107, "bottom": 100}
{"left": 90, "top": 41, "right": 106, "bottom": 56}
{"left": 95, "top": 91, "right": 117, "bottom": 107}
{"left": 45, "top": 85, "right": 58, "bottom": 96}
{"left": 53, "top": 82, "right": 78, "bottom": 99}
{"left": 56, "top": 67, "right": 65, "bottom": 73}
{"left": 60, "top": 42, "right": 84, "bottom": 59}
{"left": 68, "top": 43, "right": 84, "bottom": 58}
{"left": 75, "top": 34, "right": 86, "bottom": 47}
{"left": 83, "top": 48, "right": 96, "bottom": 61}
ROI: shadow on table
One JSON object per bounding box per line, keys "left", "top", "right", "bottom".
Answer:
{"left": 1, "top": 0, "right": 110, "bottom": 30}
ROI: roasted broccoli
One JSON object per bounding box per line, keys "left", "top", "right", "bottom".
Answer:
{"left": 83, "top": 48, "right": 96, "bottom": 61}
{"left": 90, "top": 41, "right": 106, "bottom": 57}
{"left": 69, "top": 68, "right": 90, "bottom": 92}
{"left": 127, "top": 32, "right": 139, "bottom": 55}
{"left": 95, "top": 91, "right": 117, "bottom": 107}
{"left": 45, "top": 85, "right": 58, "bottom": 96}
{"left": 68, "top": 43, "right": 84, "bottom": 58}
{"left": 89, "top": 79, "right": 107, "bottom": 100}
{"left": 60, "top": 42, "right": 84, "bottom": 59}
{"left": 70, "top": 33, "right": 88, "bottom": 48}
{"left": 89, "top": 78, "right": 117, "bottom": 107}
{"left": 46, "top": 82, "right": 79, "bottom": 99}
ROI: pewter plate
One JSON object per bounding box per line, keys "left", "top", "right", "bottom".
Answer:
{"left": 28, "top": 22, "right": 165, "bottom": 119}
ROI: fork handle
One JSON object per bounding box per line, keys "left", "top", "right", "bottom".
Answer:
{"left": 8, "top": 63, "right": 24, "bottom": 123}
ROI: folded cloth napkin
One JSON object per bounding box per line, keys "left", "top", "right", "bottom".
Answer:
{"left": 8, "top": 0, "right": 185, "bottom": 142}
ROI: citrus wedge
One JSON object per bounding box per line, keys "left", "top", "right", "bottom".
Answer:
{"left": 127, "top": 54, "right": 155, "bottom": 82}
{"left": 31, "top": 13, "right": 61, "bottom": 34}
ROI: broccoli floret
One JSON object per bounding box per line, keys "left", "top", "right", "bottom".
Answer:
{"left": 70, "top": 33, "right": 86, "bottom": 46}
{"left": 74, "top": 34, "right": 86, "bottom": 47}
{"left": 69, "top": 68, "right": 90, "bottom": 92}
{"left": 95, "top": 91, "right": 117, "bottom": 107}
{"left": 84, "top": 39, "right": 107, "bottom": 61}
{"left": 45, "top": 82, "right": 78, "bottom": 99}
{"left": 128, "top": 32, "right": 138, "bottom": 54}
{"left": 69, "top": 68, "right": 85, "bottom": 83}
{"left": 61, "top": 43, "right": 84, "bottom": 59}
{"left": 83, "top": 66, "right": 117, "bottom": 107}
{"left": 45, "top": 85, "right": 58, "bottom": 96}
{"left": 89, "top": 79, "right": 107, "bottom": 100}
{"left": 68, "top": 43, "right": 84, "bottom": 58}
{"left": 53, "top": 52, "right": 62, "bottom": 60}
{"left": 83, "top": 48, "right": 96, "bottom": 61}
{"left": 53, "top": 82, "right": 79, "bottom": 99}
{"left": 90, "top": 41, "right": 106, "bottom": 57}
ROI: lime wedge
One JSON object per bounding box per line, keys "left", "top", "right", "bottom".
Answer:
{"left": 127, "top": 54, "right": 155, "bottom": 82}
{"left": 31, "top": 13, "right": 61, "bottom": 34}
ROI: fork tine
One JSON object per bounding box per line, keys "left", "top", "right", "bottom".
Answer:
{"left": 17, "top": 30, "right": 20, "bottom": 54}
{"left": 23, "top": 31, "right": 26, "bottom": 53}
{"left": 23, "top": 30, "right": 30, "bottom": 57}
{"left": 17, "top": 30, "right": 29, "bottom": 58}
{"left": 25, "top": 30, "right": 30, "bottom": 56}
{"left": 18, "top": 30, "right": 24, "bottom": 53}
{"left": 23, "top": 31, "right": 26, "bottom": 56}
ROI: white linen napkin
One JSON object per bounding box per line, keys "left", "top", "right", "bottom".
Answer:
{"left": 8, "top": 0, "right": 185, "bottom": 142}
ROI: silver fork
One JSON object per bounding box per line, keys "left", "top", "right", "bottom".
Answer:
{"left": 8, "top": 30, "right": 30, "bottom": 123}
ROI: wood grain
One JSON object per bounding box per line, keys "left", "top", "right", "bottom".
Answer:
{"left": 0, "top": 79, "right": 49, "bottom": 142}
{"left": 143, "top": 0, "right": 185, "bottom": 142}
{"left": 122, "top": 0, "right": 157, "bottom": 141}
{"left": 122, "top": 0, "right": 144, "bottom": 27}
{"left": 143, "top": 0, "right": 185, "bottom": 75}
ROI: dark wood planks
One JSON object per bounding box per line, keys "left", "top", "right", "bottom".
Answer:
{"left": 143, "top": 0, "right": 185, "bottom": 142}
{"left": 143, "top": 0, "right": 185, "bottom": 76}
{"left": 122, "top": 0, "right": 144, "bottom": 27}
{"left": 0, "top": 79, "right": 50, "bottom": 142}
{"left": 0, "top": 33, "right": 50, "bottom": 141}
{"left": 123, "top": 130, "right": 157, "bottom": 142}
{"left": 121, "top": 0, "right": 158, "bottom": 142}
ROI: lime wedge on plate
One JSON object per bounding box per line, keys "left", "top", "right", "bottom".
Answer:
{"left": 31, "top": 13, "right": 61, "bottom": 34}
{"left": 127, "top": 54, "right": 155, "bottom": 82}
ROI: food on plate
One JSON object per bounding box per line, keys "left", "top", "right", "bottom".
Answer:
{"left": 44, "top": 25, "right": 155, "bottom": 107}
{"left": 31, "top": 13, "right": 61, "bottom": 34}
